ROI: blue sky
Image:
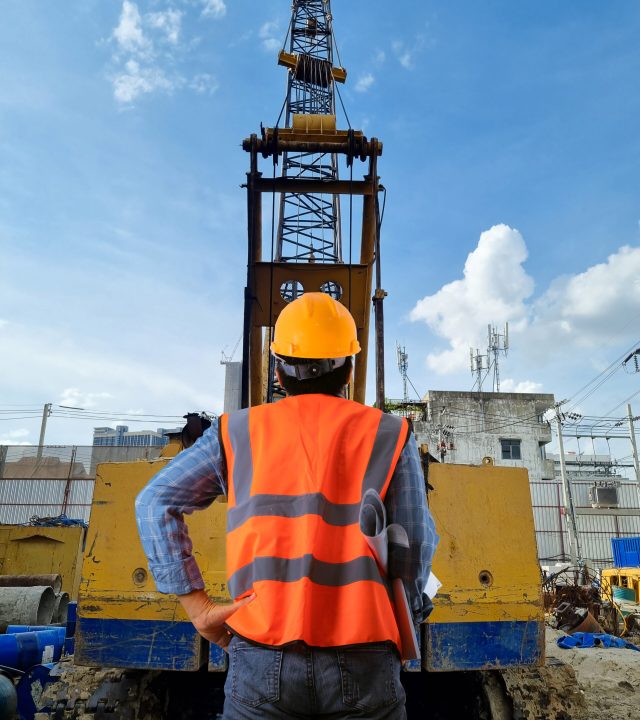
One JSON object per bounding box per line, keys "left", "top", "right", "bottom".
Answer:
{"left": 1, "top": 0, "right": 639, "bottom": 452}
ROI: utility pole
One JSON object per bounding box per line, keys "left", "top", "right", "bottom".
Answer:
{"left": 555, "top": 405, "right": 581, "bottom": 567}
{"left": 37, "top": 403, "right": 52, "bottom": 460}
{"left": 626, "top": 403, "right": 640, "bottom": 510}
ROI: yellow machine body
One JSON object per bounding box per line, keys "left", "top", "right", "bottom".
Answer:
{"left": 600, "top": 567, "right": 640, "bottom": 603}
{"left": 75, "top": 458, "right": 230, "bottom": 670}
{"left": 426, "top": 460, "right": 544, "bottom": 670}
{"left": 74, "top": 454, "right": 544, "bottom": 673}
{"left": 0, "top": 525, "right": 84, "bottom": 598}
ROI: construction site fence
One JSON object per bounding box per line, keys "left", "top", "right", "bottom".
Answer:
{"left": 531, "top": 479, "right": 640, "bottom": 571}
{"left": 0, "top": 445, "right": 163, "bottom": 525}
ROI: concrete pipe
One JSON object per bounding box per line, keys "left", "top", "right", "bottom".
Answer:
{"left": 0, "top": 574, "right": 63, "bottom": 594}
{"left": 53, "top": 592, "right": 70, "bottom": 624}
{"left": 0, "top": 586, "right": 56, "bottom": 631}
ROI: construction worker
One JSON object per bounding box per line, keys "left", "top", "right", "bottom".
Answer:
{"left": 136, "top": 292, "right": 438, "bottom": 719}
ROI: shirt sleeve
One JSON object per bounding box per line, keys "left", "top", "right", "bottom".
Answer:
{"left": 135, "top": 422, "right": 226, "bottom": 595}
{"left": 384, "top": 432, "right": 439, "bottom": 624}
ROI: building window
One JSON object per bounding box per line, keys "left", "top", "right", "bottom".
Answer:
{"left": 500, "top": 438, "right": 521, "bottom": 460}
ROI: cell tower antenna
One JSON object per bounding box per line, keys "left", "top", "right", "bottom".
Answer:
{"left": 470, "top": 347, "right": 489, "bottom": 391}
{"left": 397, "top": 343, "right": 409, "bottom": 406}
{"left": 487, "top": 323, "right": 509, "bottom": 392}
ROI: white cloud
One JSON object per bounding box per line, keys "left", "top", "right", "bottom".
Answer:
{"left": 373, "top": 50, "right": 386, "bottom": 67}
{"left": 259, "top": 21, "right": 281, "bottom": 52}
{"left": 0, "top": 429, "right": 31, "bottom": 446}
{"left": 202, "top": 0, "right": 226, "bottom": 19}
{"left": 189, "top": 73, "right": 219, "bottom": 94}
{"left": 59, "top": 388, "right": 113, "bottom": 410}
{"left": 392, "top": 34, "right": 427, "bottom": 70}
{"left": 108, "top": 2, "right": 219, "bottom": 104}
{"left": 0, "top": 319, "right": 7, "bottom": 329}
{"left": 355, "top": 73, "right": 375, "bottom": 93}
{"left": 410, "top": 224, "right": 533, "bottom": 373}
{"left": 147, "top": 9, "right": 183, "bottom": 45}
{"left": 532, "top": 246, "right": 640, "bottom": 348}
{"left": 112, "top": 60, "right": 176, "bottom": 104}
{"left": 113, "top": 1, "right": 149, "bottom": 54}
{"left": 410, "top": 226, "right": 640, "bottom": 387}
{"left": 500, "top": 379, "right": 543, "bottom": 393}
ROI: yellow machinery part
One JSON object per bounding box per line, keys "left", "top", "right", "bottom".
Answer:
{"left": 80, "top": 459, "right": 229, "bottom": 625}
{"left": 0, "top": 525, "right": 84, "bottom": 598}
{"left": 601, "top": 567, "right": 640, "bottom": 603}
{"left": 428, "top": 460, "right": 543, "bottom": 625}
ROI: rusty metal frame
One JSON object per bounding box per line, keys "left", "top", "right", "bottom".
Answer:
{"left": 242, "top": 131, "right": 384, "bottom": 409}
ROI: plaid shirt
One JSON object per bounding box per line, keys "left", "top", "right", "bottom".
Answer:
{"left": 136, "top": 418, "right": 438, "bottom": 623}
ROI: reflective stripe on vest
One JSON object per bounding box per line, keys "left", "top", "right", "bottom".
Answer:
{"left": 219, "top": 395, "right": 409, "bottom": 649}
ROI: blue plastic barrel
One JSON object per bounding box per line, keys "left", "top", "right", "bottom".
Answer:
{"left": 0, "top": 630, "right": 63, "bottom": 670}
{"left": 5, "top": 626, "right": 65, "bottom": 655}
{"left": 6, "top": 625, "right": 64, "bottom": 635}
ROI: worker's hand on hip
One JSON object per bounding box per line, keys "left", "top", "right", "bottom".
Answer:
{"left": 178, "top": 589, "right": 256, "bottom": 649}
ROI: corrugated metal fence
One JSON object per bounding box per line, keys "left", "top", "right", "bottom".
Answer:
{"left": 0, "top": 445, "right": 162, "bottom": 524}
{"left": 531, "top": 479, "right": 640, "bottom": 569}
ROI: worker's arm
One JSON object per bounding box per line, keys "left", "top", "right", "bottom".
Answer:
{"left": 385, "top": 432, "right": 439, "bottom": 624}
{"left": 135, "top": 423, "right": 225, "bottom": 596}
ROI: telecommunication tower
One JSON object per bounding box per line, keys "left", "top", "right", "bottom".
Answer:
{"left": 487, "top": 323, "right": 509, "bottom": 392}
{"left": 276, "top": 0, "right": 345, "bottom": 280}
{"left": 469, "top": 323, "right": 509, "bottom": 392}
{"left": 397, "top": 343, "right": 409, "bottom": 405}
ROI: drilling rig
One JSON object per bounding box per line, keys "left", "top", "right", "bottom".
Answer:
{"left": 22, "top": 2, "right": 585, "bottom": 718}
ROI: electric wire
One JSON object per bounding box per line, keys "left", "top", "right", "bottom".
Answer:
{"left": 563, "top": 337, "right": 640, "bottom": 412}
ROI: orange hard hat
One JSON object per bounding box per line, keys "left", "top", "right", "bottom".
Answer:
{"left": 271, "top": 292, "right": 361, "bottom": 359}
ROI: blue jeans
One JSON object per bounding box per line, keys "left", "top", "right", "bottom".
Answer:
{"left": 223, "top": 637, "right": 406, "bottom": 719}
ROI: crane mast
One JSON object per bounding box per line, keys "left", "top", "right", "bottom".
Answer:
{"left": 277, "top": 0, "right": 343, "bottom": 270}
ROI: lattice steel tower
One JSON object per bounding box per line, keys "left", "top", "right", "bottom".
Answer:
{"left": 276, "top": 0, "right": 345, "bottom": 276}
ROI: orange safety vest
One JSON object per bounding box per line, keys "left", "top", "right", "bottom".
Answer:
{"left": 219, "top": 394, "right": 409, "bottom": 649}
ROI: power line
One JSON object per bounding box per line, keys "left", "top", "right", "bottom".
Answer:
{"left": 52, "top": 405, "right": 185, "bottom": 419}
{"left": 563, "top": 338, "right": 640, "bottom": 412}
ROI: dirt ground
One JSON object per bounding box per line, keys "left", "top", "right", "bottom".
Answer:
{"left": 545, "top": 627, "right": 640, "bottom": 720}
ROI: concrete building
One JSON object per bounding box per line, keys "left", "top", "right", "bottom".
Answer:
{"left": 93, "top": 425, "right": 178, "bottom": 447}
{"left": 413, "top": 390, "right": 555, "bottom": 482}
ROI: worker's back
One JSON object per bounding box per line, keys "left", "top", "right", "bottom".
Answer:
{"left": 220, "top": 394, "right": 408, "bottom": 649}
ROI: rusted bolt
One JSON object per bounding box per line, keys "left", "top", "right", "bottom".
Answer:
{"left": 132, "top": 568, "right": 148, "bottom": 586}
{"left": 479, "top": 570, "right": 493, "bottom": 587}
